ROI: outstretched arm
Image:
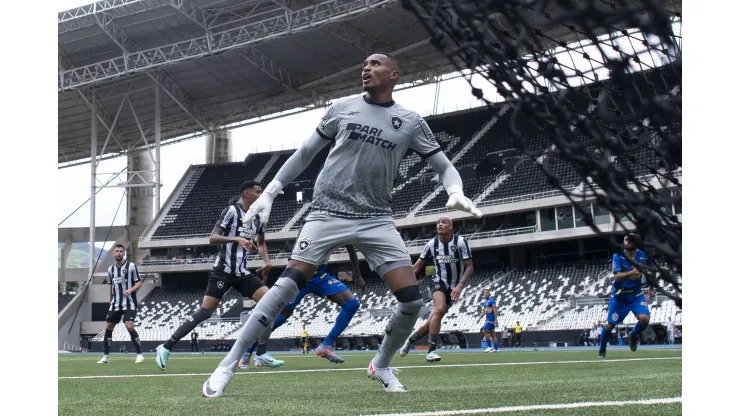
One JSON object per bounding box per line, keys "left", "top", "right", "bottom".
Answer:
{"left": 426, "top": 152, "right": 482, "bottom": 217}
{"left": 270, "top": 132, "right": 332, "bottom": 192}
{"left": 245, "top": 131, "right": 331, "bottom": 224}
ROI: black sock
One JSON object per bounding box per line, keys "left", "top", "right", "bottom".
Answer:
{"left": 256, "top": 342, "right": 268, "bottom": 356}
{"left": 164, "top": 308, "right": 213, "bottom": 350}
{"left": 103, "top": 329, "right": 113, "bottom": 355}
{"left": 428, "top": 334, "right": 439, "bottom": 353}
{"left": 129, "top": 329, "right": 142, "bottom": 354}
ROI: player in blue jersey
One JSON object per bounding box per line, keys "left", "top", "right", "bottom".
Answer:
{"left": 239, "top": 244, "right": 365, "bottom": 368}
{"left": 599, "top": 234, "right": 655, "bottom": 358}
{"left": 478, "top": 288, "right": 499, "bottom": 352}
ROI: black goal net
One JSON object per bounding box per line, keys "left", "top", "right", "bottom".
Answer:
{"left": 402, "top": 0, "right": 682, "bottom": 306}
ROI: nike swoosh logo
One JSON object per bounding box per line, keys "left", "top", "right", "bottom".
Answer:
{"left": 382, "top": 381, "right": 389, "bottom": 388}
{"left": 205, "top": 380, "right": 217, "bottom": 396}
{"left": 401, "top": 312, "right": 415, "bottom": 316}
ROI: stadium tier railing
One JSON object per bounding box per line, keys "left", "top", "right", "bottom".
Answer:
{"left": 139, "top": 226, "right": 537, "bottom": 266}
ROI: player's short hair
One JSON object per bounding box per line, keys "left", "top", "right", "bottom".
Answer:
{"left": 113, "top": 244, "right": 125, "bottom": 251}
{"left": 377, "top": 53, "right": 399, "bottom": 70}
{"left": 239, "top": 180, "right": 261, "bottom": 193}
{"left": 437, "top": 216, "right": 453, "bottom": 227}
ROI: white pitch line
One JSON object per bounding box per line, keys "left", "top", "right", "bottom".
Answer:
{"left": 359, "top": 397, "right": 682, "bottom": 416}
{"left": 58, "top": 356, "right": 681, "bottom": 380}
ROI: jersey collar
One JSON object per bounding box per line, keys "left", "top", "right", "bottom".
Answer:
{"left": 363, "top": 94, "right": 395, "bottom": 107}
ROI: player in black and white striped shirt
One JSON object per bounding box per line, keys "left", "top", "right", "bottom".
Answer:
{"left": 98, "top": 244, "right": 144, "bottom": 364}
{"left": 399, "top": 216, "right": 474, "bottom": 363}
{"left": 156, "top": 180, "right": 273, "bottom": 370}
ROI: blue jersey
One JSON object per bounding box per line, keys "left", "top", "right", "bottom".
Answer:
{"left": 314, "top": 264, "right": 328, "bottom": 277}
{"left": 483, "top": 298, "right": 496, "bottom": 321}
{"left": 611, "top": 250, "right": 650, "bottom": 295}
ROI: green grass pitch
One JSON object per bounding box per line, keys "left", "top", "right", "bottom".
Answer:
{"left": 59, "top": 348, "right": 681, "bottom": 415}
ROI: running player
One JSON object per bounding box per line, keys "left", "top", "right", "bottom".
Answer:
{"left": 478, "top": 288, "right": 499, "bottom": 352}
{"left": 239, "top": 245, "right": 365, "bottom": 368}
{"left": 202, "top": 53, "right": 481, "bottom": 397}
{"left": 155, "top": 180, "right": 276, "bottom": 370}
{"left": 599, "top": 234, "right": 655, "bottom": 358}
{"left": 97, "top": 244, "right": 144, "bottom": 364}
{"left": 399, "top": 216, "right": 474, "bottom": 363}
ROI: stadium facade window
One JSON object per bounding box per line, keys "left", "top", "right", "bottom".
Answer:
{"left": 593, "top": 204, "right": 610, "bottom": 225}
{"left": 540, "top": 208, "right": 557, "bottom": 231}
{"left": 575, "top": 203, "right": 593, "bottom": 227}
{"left": 557, "top": 206, "right": 575, "bottom": 229}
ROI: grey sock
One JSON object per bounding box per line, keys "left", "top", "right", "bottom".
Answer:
{"left": 217, "top": 278, "right": 299, "bottom": 369}
{"left": 373, "top": 298, "right": 423, "bottom": 368}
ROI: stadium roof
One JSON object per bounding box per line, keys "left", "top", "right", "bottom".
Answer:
{"left": 58, "top": 0, "right": 681, "bottom": 167}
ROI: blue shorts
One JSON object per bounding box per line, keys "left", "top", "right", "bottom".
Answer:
{"left": 284, "top": 272, "right": 349, "bottom": 309}
{"left": 607, "top": 293, "right": 650, "bottom": 325}
{"left": 481, "top": 321, "right": 496, "bottom": 331}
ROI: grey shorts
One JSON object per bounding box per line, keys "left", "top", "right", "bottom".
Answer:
{"left": 291, "top": 212, "right": 412, "bottom": 275}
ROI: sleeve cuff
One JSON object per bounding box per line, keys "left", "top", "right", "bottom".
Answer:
{"left": 315, "top": 128, "right": 334, "bottom": 141}
{"left": 421, "top": 147, "right": 442, "bottom": 159}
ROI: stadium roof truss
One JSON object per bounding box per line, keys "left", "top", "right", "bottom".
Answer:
{"left": 58, "top": 0, "right": 460, "bottom": 168}
{"left": 61, "top": 0, "right": 674, "bottom": 167}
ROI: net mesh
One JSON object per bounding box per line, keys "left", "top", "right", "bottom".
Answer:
{"left": 402, "top": 0, "right": 682, "bottom": 306}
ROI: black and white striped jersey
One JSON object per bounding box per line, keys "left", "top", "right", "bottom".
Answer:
{"left": 107, "top": 261, "right": 141, "bottom": 311}
{"left": 213, "top": 204, "right": 264, "bottom": 277}
{"left": 419, "top": 234, "right": 472, "bottom": 288}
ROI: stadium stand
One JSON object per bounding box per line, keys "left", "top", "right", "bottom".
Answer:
{"left": 153, "top": 153, "right": 273, "bottom": 238}
{"left": 58, "top": 293, "right": 76, "bottom": 313}
{"left": 103, "top": 284, "right": 244, "bottom": 342}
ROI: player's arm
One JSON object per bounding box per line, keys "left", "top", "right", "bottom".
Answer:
{"left": 451, "top": 259, "right": 474, "bottom": 301}
{"left": 492, "top": 305, "right": 499, "bottom": 325}
{"left": 209, "top": 206, "right": 257, "bottom": 251}
{"left": 410, "top": 117, "right": 481, "bottom": 217}
{"left": 611, "top": 254, "right": 640, "bottom": 281}
{"left": 255, "top": 233, "right": 272, "bottom": 282}
{"left": 345, "top": 245, "right": 365, "bottom": 290}
{"left": 245, "top": 103, "right": 340, "bottom": 224}
{"left": 414, "top": 241, "right": 432, "bottom": 277}
{"left": 412, "top": 258, "right": 425, "bottom": 276}
{"left": 123, "top": 264, "right": 143, "bottom": 296}
{"left": 107, "top": 269, "right": 112, "bottom": 303}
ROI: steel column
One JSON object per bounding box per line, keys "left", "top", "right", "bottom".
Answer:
{"left": 89, "top": 90, "right": 97, "bottom": 278}
{"left": 155, "top": 86, "right": 161, "bottom": 213}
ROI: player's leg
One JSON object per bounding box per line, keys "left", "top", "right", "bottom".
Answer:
{"left": 242, "top": 307, "right": 295, "bottom": 368}
{"left": 491, "top": 329, "right": 499, "bottom": 351}
{"left": 357, "top": 217, "right": 421, "bottom": 392}
{"left": 124, "top": 315, "right": 143, "bottom": 363}
{"left": 205, "top": 259, "right": 323, "bottom": 394}
{"left": 482, "top": 328, "right": 492, "bottom": 352}
{"left": 98, "top": 314, "right": 119, "bottom": 363}
{"left": 156, "top": 283, "right": 222, "bottom": 370}
{"left": 316, "top": 287, "right": 360, "bottom": 363}
{"left": 426, "top": 291, "right": 449, "bottom": 362}
{"left": 600, "top": 297, "right": 629, "bottom": 357}
{"left": 232, "top": 276, "right": 288, "bottom": 369}
{"left": 628, "top": 295, "right": 651, "bottom": 351}
{"left": 401, "top": 315, "right": 431, "bottom": 357}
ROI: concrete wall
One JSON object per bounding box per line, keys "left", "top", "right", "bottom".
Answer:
{"left": 127, "top": 149, "right": 154, "bottom": 263}
{"left": 206, "top": 130, "right": 232, "bottom": 164}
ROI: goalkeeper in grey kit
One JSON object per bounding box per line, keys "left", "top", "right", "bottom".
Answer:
{"left": 203, "top": 53, "right": 482, "bottom": 397}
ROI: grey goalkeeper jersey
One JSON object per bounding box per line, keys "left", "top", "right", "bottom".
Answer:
{"left": 312, "top": 95, "right": 441, "bottom": 217}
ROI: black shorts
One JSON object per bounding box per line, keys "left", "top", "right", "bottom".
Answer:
{"left": 429, "top": 281, "right": 452, "bottom": 305}
{"left": 300, "top": 337, "right": 308, "bottom": 344}
{"left": 205, "top": 270, "right": 265, "bottom": 300}
{"left": 106, "top": 309, "right": 137, "bottom": 323}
